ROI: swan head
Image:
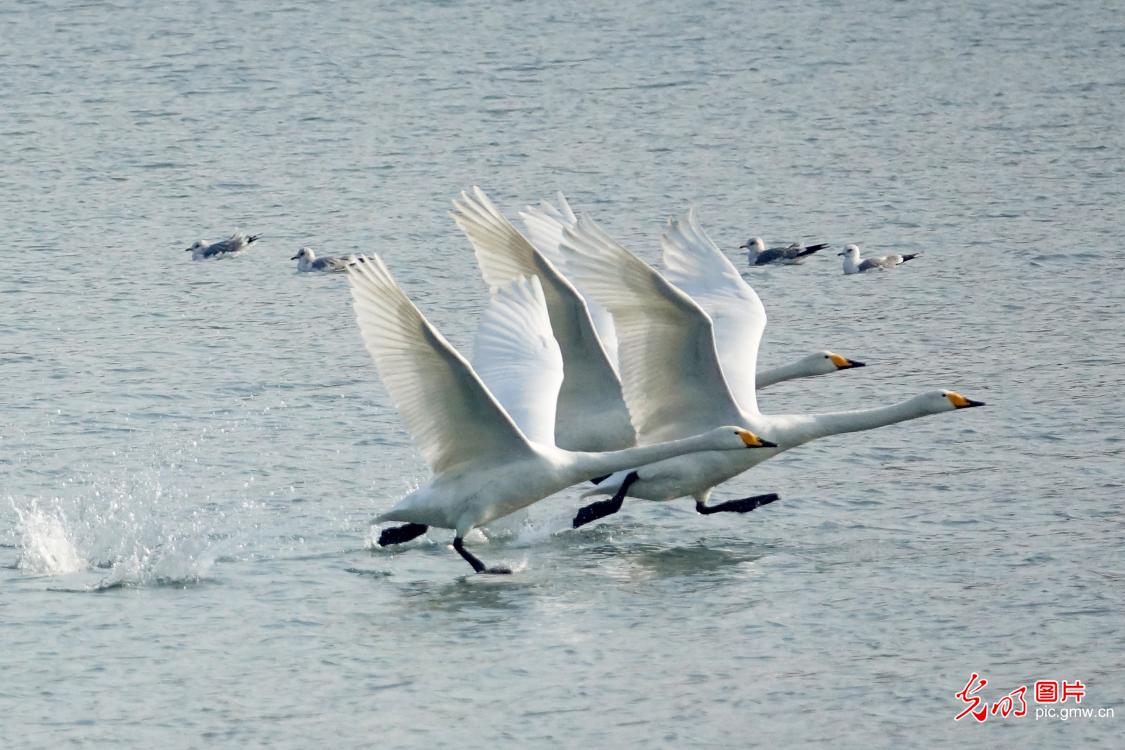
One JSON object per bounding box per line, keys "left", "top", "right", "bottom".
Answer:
{"left": 291, "top": 246, "right": 314, "bottom": 261}
{"left": 739, "top": 237, "right": 766, "bottom": 253}
{"left": 942, "top": 390, "right": 985, "bottom": 410}
{"left": 914, "top": 390, "right": 985, "bottom": 412}
{"left": 837, "top": 243, "right": 861, "bottom": 258}
{"left": 712, "top": 426, "right": 777, "bottom": 450}
{"left": 807, "top": 351, "right": 866, "bottom": 374}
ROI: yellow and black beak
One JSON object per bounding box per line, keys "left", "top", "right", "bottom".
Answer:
{"left": 946, "top": 391, "right": 986, "bottom": 409}
{"left": 829, "top": 353, "right": 865, "bottom": 370}
{"left": 738, "top": 430, "right": 778, "bottom": 449}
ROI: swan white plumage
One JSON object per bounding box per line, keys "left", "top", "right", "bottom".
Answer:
{"left": 347, "top": 255, "right": 777, "bottom": 573}
{"left": 756, "top": 351, "right": 865, "bottom": 389}
{"left": 839, "top": 244, "right": 919, "bottom": 274}
{"left": 556, "top": 212, "right": 984, "bottom": 524}
{"left": 453, "top": 187, "right": 861, "bottom": 454}
{"left": 450, "top": 187, "right": 634, "bottom": 452}
{"left": 524, "top": 196, "right": 866, "bottom": 385}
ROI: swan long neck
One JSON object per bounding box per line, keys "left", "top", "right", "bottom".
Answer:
{"left": 756, "top": 359, "right": 808, "bottom": 389}
{"left": 772, "top": 397, "right": 937, "bottom": 447}
{"left": 561, "top": 432, "right": 722, "bottom": 482}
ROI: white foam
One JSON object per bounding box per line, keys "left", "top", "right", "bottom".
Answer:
{"left": 13, "top": 500, "right": 87, "bottom": 575}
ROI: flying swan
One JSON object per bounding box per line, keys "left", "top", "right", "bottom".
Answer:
{"left": 449, "top": 187, "right": 863, "bottom": 461}
{"left": 347, "top": 256, "right": 776, "bottom": 573}
{"left": 555, "top": 210, "right": 983, "bottom": 527}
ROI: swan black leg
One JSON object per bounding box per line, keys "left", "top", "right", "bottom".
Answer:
{"left": 696, "top": 492, "right": 780, "bottom": 515}
{"left": 378, "top": 523, "right": 429, "bottom": 546}
{"left": 453, "top": 536, "right": 511, "bottom": 575}
{"left": 573, "top": 471, "right": 639, "bottom": 528}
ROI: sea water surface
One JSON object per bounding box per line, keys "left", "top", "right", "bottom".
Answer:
{"left": 2, "top": 0, "right": 1123, "bottom": 747}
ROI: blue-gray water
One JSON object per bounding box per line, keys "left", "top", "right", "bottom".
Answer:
{"left": 2, "top": 0, "right": 1122, "bottom": 746}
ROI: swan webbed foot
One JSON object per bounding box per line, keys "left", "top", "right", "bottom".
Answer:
{"left": 572, "top": 471, "right": 639, "bottom": 528}
{"left": 453, "top": 536, "right": 510, "bottom": 574}
{"left": 378, "top": 522, "right": 429, "bottom": 546}
{"left": 695, "top": 492, "right": 779, "bottom": 515}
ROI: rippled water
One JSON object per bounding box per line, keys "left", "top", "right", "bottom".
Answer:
{"left": 3, "top": 0, "right": 1123, "bottom": 746}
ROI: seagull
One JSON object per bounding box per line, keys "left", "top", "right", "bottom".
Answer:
{"left": 291, "top": 246, "right": 351, "bottom": 273}
{"left": 740, "top": 237, "right": 829, "bottom": 266}
{"left": 185, "top": 231, "right": 261, "bottom": 261}
{"left": 839, "top": 244, "right": 919, "bottom": 274}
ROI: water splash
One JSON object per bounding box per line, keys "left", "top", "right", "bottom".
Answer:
{"left": 8, "top": 468, "right": 236, "bottom": 589}
{"left": 13, "top": 500, "right": 86, "bottom": 575}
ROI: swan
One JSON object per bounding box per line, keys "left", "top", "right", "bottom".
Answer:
{"left": 347, "top": 255, "right": 776, "bottom": 573}
{"left": 452, "top": 187, "right": 861, "bottom": 466}
{"left": 556, "top": 211, "right": 984, "bottom": 526}
{"left": 185, "top": 231, "right": 261, "bottom": 260}
{"left": 756, "top": 351, "right": 865, "bottom": 389}
{"left": 450, "top": 187, "right": 633, "bottom": 452}
{"left": 521, "top": 195, "right": 864, "bottom": 395}
{"left": 740, "top": 237, "right": 829, "bottom": 266}
{"left": 839, "top": 244, "right": 919, "bottom": 274}
{"left": 291, "top": 246, "right": 351, "bottom": 272}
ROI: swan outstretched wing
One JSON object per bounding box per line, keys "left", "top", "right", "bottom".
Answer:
{"left": 559, "top": 215, "right": 745, "bottom": 444}
{"left": 660, "top": 208, "right": 766, "bottom": 415}
{"left": 519, "top": 192, "right": 577, "bottom": 271}
{"left": 452, "top": 187, "right": 632, "bottom": 451}
{"left": 472, "top": 276, "right": 563, "bottom": 447}
{"left": 348, "top": 255, "right": 531, "bottom": 475}
{"left": 521, "top": 195, "right": 620, "bottom": 370}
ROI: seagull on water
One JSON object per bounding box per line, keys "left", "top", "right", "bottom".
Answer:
{"left": 839, "top": 244, "right": 919, "bottom": 274}
{"left": 185, "top": 231, "right": 261, "bottom": 261}
{"left": 740, "top": 237, "right": 829, "bottom": 266}
{"left": 291, "top": 246, "right": 351, "bottom": 273}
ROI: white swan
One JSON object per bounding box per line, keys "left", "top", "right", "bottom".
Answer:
{"left": 756, "top": 351, "right": 865, "bottom": 389}
{"left": 839, "top": 244, "right": 919, "bottom": 274}
{"left": 291, "top": 246, "right": 350, "bottom": 272}
{"left": 185, "top": 231, "right": 261, "bottom": 260}
{"left": 556, "top": 211, "right": 984, "bottom": 525}
{"left": 451, "top": 187, "right": 634, "bottom": 452}
{"left": 523, "top": 196, "right": 865, "bottom": 393}
{"left": 452, "top": 188, "right": 861, "bottom": 455}
{"left": 347, "top": 255, "right": 776, "bottom": 573}
{"left": 740, "top": 237, "right": 829, "bottom": 266}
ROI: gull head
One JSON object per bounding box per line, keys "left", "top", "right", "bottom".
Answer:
{"left": 739, "top": 237, "right": 766, "bottom": 252}
{"left": 291, "top": 246, "right": 314, "bottom": 261}
{"left": 837, "top": 243, "right": 861, "bottom": 258}
{"left": 185, "top": 240, "right": 206, "bottom": 253}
